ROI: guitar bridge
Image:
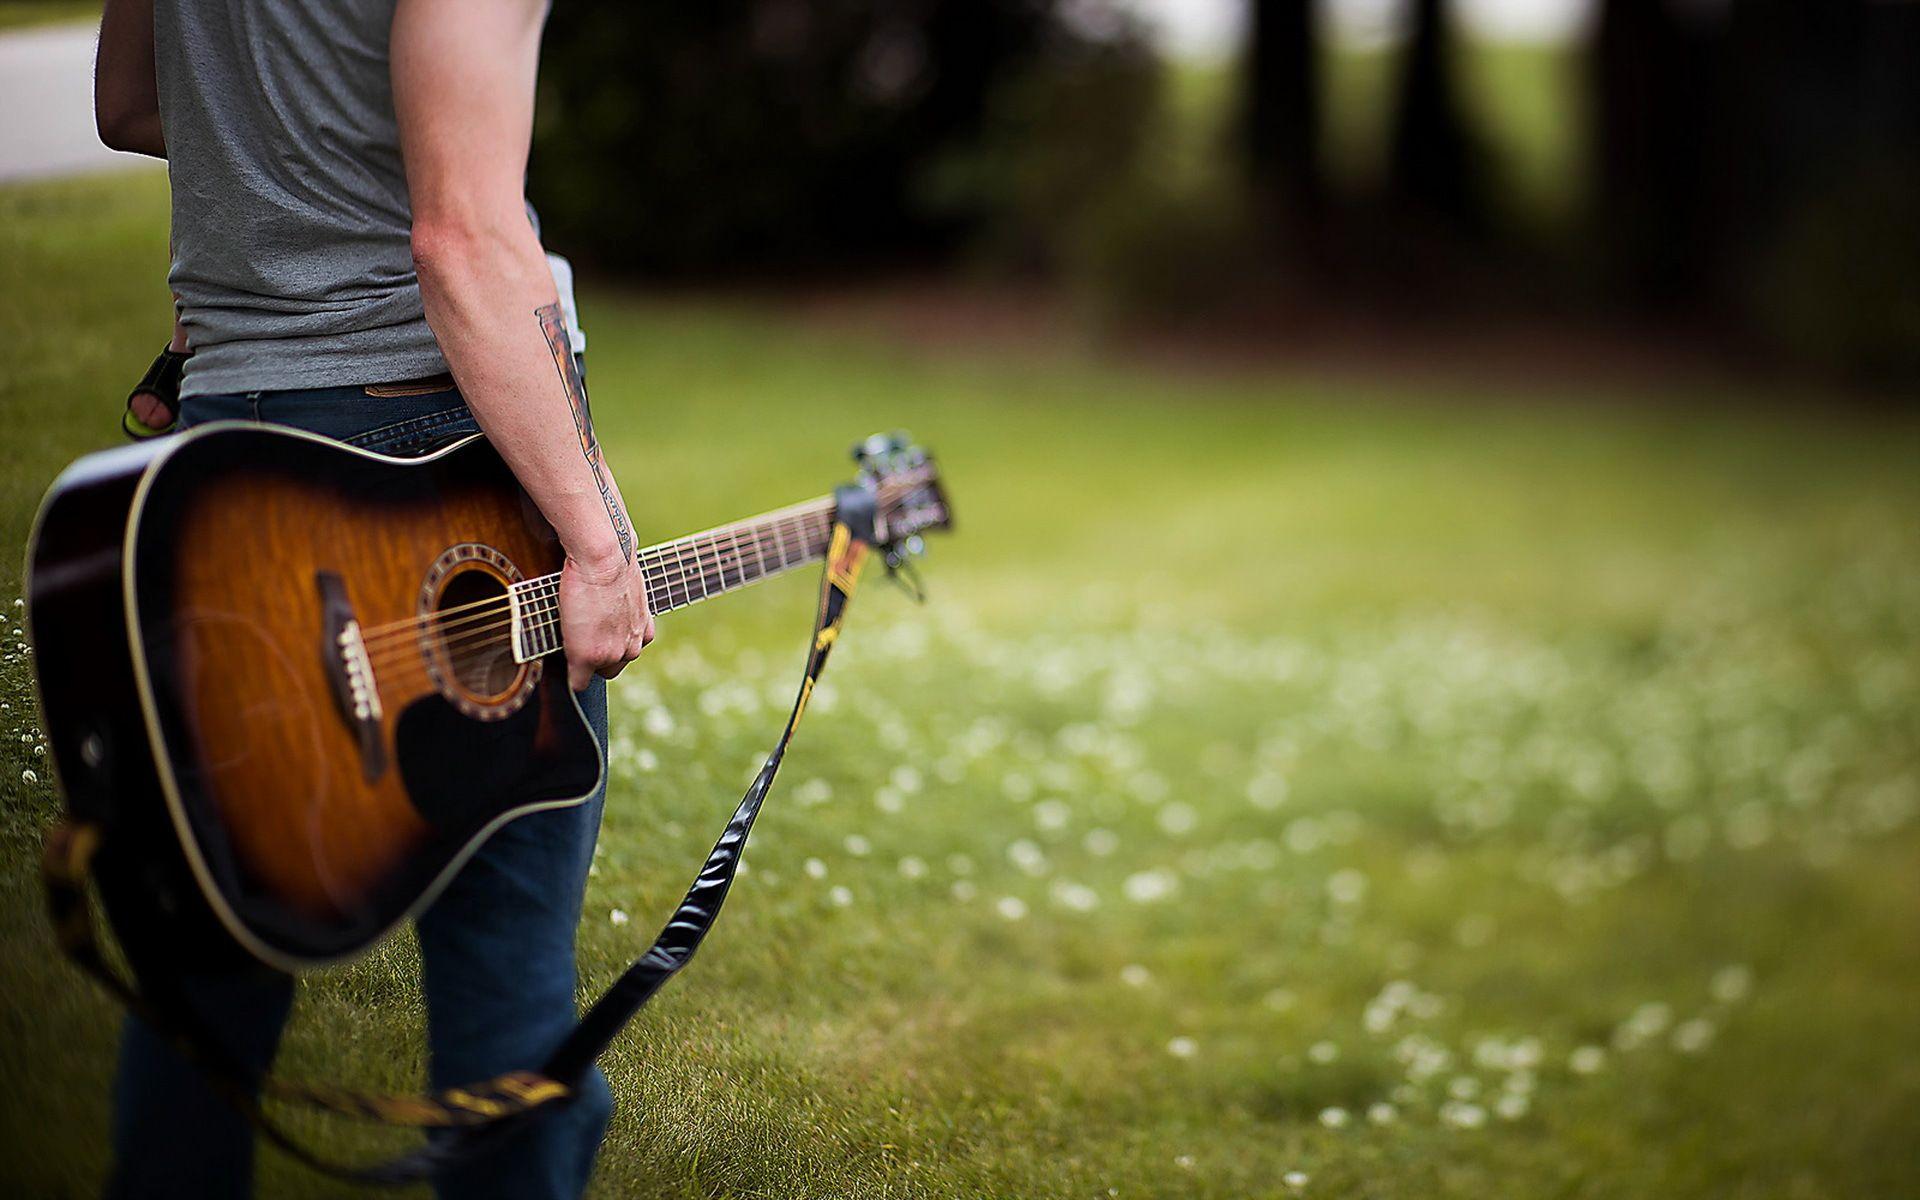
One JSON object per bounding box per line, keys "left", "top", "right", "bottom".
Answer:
{"left": 317, "top": 570, "right": 388, "bottom": 783}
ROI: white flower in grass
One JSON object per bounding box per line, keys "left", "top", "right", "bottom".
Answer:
{"left": 642, "top": 707, "right": 675, "bottom": 737}
{"left": 1440, "top": 1100, "right": 1487, "bottom": 1130}
{"left": 21, "top": 769, "right": 38, "bottom": 785}
{"left": 609, "top": 908, "right": 629, "bottom": 926}
{"left": 951, "top": 880, "right": 978, "bottom": 902}
{"left": 803, "top": 857, "right": 828, "bottom": 880}
{"left": 1283, "top": 1169, "right": 1310, "bottom": 1190}
{"left": 995, "top": 896, "right": 1028, "bottom": 921}
{"left": 1174, "top": 1154, "right": 1195, "bottom": 1169}
{"left": 874, "top": 786, "right": 904, "bottom": 814}
{"left": 1050, "top": 881, "right": 1100, "bottom": 912}
{"left": 1248, "top": 772, "right": 1289, "bottom": 810}
{"left": 1158, "top": 803, "right": 1197, "bottom": 836}
{"left": 1083, "top": 828, "right": 1120, "bottom": 857}
{"left": 634, "top": 748, "right": 659, "bottom": 772}
{"left": 1120, "top": 964, "right": 1152, "bottom": 988}
{"left": 1367, "top": 1102, "right": 1398, "bottom": 1126}
{"left": 1285, "top": 818, "right": 1323, "bottom": 855}
{"left": 1505, "top": 1069, "right": 1536, "bottom": 1096}
{"left": 890, "top": 765, "right": 923, "bottom": 794}
{"left": 1448, "top": 1075, "right": 1480, "bottom": 1100}
{"left": 1129, "top": 771, "right": 1169, "bottom": 803}
{"left": 843, "top": 834, "right": 871, "bottom": 857}
{"left": 1672, "top": 1017, "right": 1716, "bottom": 1054}
{"left": 794, "top": 778, "right": 832, "bottom": 806}
{"left": 1710, "top": 964, "right": 1753, "bottom": 1004}
{"left": 1307, "top": 1040, "right": 1339, "bottom": 1065}
{"left": 1007, "top": 839, "right": 1049, "bottom": 876}
{"left": 1318, "top": 1106, "right": 1350, "bottom": 1129}
{"left": 829, "top": 885, "right": 853, "bottom": 907}
{"left": 1569, "top": 1045, "right": 1607, "bottom": 1075}
{"left": 1123, "top": 869, "right": 1178, "bottom": 904}
{"left": 1615, "top": 1002, "right": 1671, "bottom": 1050}
{"left": 896, "top": 855, "right": 928, "bottom": 880}
{"left": 1035, "top": 799, "right": 1071, "bottom": 831}
{"left": 1495, "top": 1093, "right": 1530, "bottom": 1121}
{"left": 1326, "top": 869, "right": 1368, "bottom": 906}
{"left": 1166, "top": 1036, "right": 1198, "bottom": 1059}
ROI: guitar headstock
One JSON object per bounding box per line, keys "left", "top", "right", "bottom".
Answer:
{"left": 854, "top": 431, "right": 952, "bottom": 565}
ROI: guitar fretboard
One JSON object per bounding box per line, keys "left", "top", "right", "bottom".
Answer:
{"left": 508, "top": 498, "right": 837, "bottom": 660}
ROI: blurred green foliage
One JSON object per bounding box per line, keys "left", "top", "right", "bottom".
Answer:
{"left": 528, "top": 0, "right": 1138, "bottom": 275}
{"left": 1749, "top": 162, "right": 1920, "bottom": 382}
{"left": 918, "top": 30, "right": 1161, "bottom": 276}
{"left": 0, "top": 0, "right": 92, "bottom": 32}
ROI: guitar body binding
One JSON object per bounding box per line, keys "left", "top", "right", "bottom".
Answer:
{"left": 27, "top": 425, "right": 604, "bottom": 973}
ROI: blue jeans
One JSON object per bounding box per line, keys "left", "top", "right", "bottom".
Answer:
{"left": 108, "top": 377, "right": 613, "bottom": 1199}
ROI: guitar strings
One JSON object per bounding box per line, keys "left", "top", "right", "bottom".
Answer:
{"left": 356, "top": 521, "right": 834, "bottom": 660}
{"left": 350, "top": 496, "right": 846, "bottom": 643}
{"left": 361, "top": 539, "right": 831, "bottom": 672}
{"left": 353, "top": 501, "right": 835, "bottom": 640}
{"left": 353, "top": 512, "right": 832, "bottom": 650}
{"left": 363, "top": 542, "right": 831, "bottom": 674}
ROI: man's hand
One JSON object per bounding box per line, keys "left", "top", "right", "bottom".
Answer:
{"left": 559, "top": 551, "right": 654, "bottom": 692}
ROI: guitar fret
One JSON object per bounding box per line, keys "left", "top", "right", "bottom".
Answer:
{"left": 509, "top": 499, "right": 842, "bottom": 656}
{"left": 722, "top": 528, "right": 745, "bottom": 590}
{"left": 693, "top": 537, "right": 714, "bottom": 600}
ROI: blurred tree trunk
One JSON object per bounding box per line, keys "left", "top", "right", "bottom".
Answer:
{"left": 1386, "top": 0, "right": 1487, "bottom": 231}
{"left": 1241, "top": 0, "right": 1320, "bottom": 222}
{"left": 1589, "top": 0, "right": 1715, "bottom": 301}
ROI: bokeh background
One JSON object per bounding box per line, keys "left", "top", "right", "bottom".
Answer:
{"left": 2, "top": 1, "right": 1918, "bottom": 1196}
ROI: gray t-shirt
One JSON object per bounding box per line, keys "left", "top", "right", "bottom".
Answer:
{"left": 154, "top": 0, "right": 583, "bottom": 398}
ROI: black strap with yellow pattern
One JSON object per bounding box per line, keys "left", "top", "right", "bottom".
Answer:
{"left": 41, "top": 489, "right": 876, "bottom": 1185}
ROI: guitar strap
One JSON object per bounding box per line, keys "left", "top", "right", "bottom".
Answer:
{"left": 40, "top": 484, "right": 880, "bottom": 1185}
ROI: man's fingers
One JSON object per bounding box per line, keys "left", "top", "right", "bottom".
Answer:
{"left": 568, "top": 659, "right": 594, "bottom": 692}
{"left": 131, "top": 391, "right": 172, "bottom": 428}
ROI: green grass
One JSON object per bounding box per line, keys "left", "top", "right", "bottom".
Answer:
{"left": 0, "top": 1, "right": 95, "bottom": 32}
{"left": 4, "top": 173, "right": 1919, "bottom": 1199}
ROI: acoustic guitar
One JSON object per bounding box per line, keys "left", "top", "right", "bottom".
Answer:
{"left": 26, "top": 425, "right": 949, "bottom": 973}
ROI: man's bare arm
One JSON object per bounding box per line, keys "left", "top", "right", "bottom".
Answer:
{"left": 392, "top": 0, "right": 652, "bottom": 688}
{"left": 95, "top": 0, "right": 165, "bottom": 157}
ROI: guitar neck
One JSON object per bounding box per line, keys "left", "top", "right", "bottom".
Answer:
{"left": 508, "top": 496, "right": 837, "bottom": 659}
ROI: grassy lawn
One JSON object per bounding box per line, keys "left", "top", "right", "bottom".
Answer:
{"left": 4, "top": 173, "right": 1920, "bottom": 1198}
{"left": 0, "top": 1, "right": 95, "bottom": 32}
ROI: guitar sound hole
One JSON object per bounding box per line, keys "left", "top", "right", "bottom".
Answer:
{"left": 435, "top": 568, "right": 519, "bottom": 698}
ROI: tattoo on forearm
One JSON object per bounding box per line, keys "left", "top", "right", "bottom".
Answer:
{"left": 537, "top": 302, "right": 633, "bottom": 563}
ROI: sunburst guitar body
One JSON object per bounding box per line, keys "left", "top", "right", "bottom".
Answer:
{"left": 25, "top": 424, "right": 949, "bottom": 972}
